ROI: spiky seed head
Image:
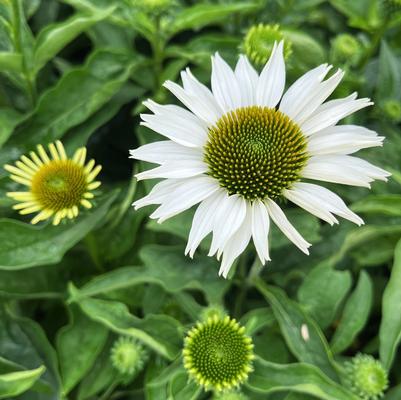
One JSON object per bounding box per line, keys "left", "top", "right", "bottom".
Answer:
{"left": 204, "top": 106, "right": 308, "bottom": 201}
{"left": 110, "top": 337, "right": 148, "bottom": 380}
{"left": 243, "top": 24, "right": 292, "bottom": 67}
{"left": 183, "top": 315, "right": 254, "bottom": 392}
{"left": 344, "top": 353, "right": 389, "bottom": 400}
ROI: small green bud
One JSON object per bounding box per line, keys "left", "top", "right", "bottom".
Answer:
{"left": 110, "top": 337, "right": 148, "bottom": 380}
{"left": 243, "top": 24, "right": 292, "bottom": 67}
{"left": 183, "top": 315, "right": 254, "bottom": 392}
{"left": 331, "top": 34, "right": 362, "bottom": 66}
{"left": 382, "top": 99, "right": 401, "bottom": 122}
{"left": 344, "top": 354, "right": 388, "bottom": 400}
{"left": 200, "top": 304, "right": 227, "bottom": 322}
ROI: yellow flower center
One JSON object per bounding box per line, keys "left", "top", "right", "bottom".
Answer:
{"left": 204, "top": 106, "right": 308, "bottom": 201}
{"left": 31, "top": 160, "right": 88, "bottom": 211}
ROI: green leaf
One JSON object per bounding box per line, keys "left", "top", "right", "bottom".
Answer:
{"left": 0, "top": 191, "right": 117, "bottom": 270}
{"left": 0, "top": 266, "right": 63, "bottom": 299}
{"left": 33, "top": 7, "right": 116, "bottom": 74}
{"left": 0, "top": 107, "right": 24, "bottom": 148}
{"left": 352, "top": 194, "right": 401, "bottom": 216}
{"left": 1, "top": 50, "right": 140, "bottom": 166}
{"left": 247, "top": 358, "right": 358, "bottom": 400}
{"left": 376, "top": 41, "right": 401, "bottom": 102}
{"left": 379, "top": 238, "right": 401, "bottom": 369}
{"left": 331, "top": 271, "right": 373, "bottom": 354}
{"left": 255, "top": 279, "right": 338, "bottom": 380}
{"left": 0, "top": 366, "right": 45, "bottom": 399}
{"left": 298, "top": 263, "right": 352, "bottom": 329}
{"left": 167, "top": 3, "right": 260, "bottom": 36}
{"left": 385, "top": 384, "right": 401, "bottom": 400}
{"left": 0, "top": 51, "right": 22, "bottom": 73}
{"left": 168, "top": 372, "right": 201, "bottom": 400}
{"left": 56, "top": 305, "right": 108, "bottom": 395}
{"left": 283, "top": 30, "right": 326, "bottom": 72}
{"left": 72, "top": 295, "right": 183, "bottom": 360}
{"left": 331, "top": 225, "right": 401, "bottom": 266}
{"left": 329, "top": 0, "right": 381, "bottom": 30}
{"left": 0, "top": 306, "right": 61, "bottom": 398}
{"left": 72, "top": 250, "right": 228, "bottom": 306}
{"left": 240, "top": 308, "right": 275, "bottom": 336}
{"left": 77, "top": 339, "right": 117, "bottom": 400}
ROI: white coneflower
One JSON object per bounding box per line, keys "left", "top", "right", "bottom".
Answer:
{"left": 130, "top": 41, "right": 389, "bottom": 278}
{"left": 5, "top": 141, "right": 101, "bottom": 225}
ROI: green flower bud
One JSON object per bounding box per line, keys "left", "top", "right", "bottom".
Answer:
{"left": 331, "top": 34, "right": 362, "bottom": 66}
{"left": 200, "top": 304, "right": 227, "bottom": 322}
{"left": 183, "top": 315, "right": 254, "bottom": 392}
{"left": 382, "top": 99, "right": 401, "bottom": 122}
{"left": 243, "top": 24, "right": 292, "bottom": 67}
{"left": 110, "top": 337, "right": 148, "bottom": 379}
{"left": 344, "top": 354, "right": 388, "bottom": 400}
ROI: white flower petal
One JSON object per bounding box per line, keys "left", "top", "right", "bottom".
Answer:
{"left": 307, "top": 130, "right": 384, "bottom": 156}
{"left": 135, "top": 160, "right": 207, "bottom": 181}
{"left": 279, "top": 64, "right": 332, "bottom": 120}
{"left": 314, "top": 124, "right": 379, "bottom": 138}
{"left": 143, "top": 99, "right": 207, "bottom": 128}
{"left": 140, "top": 109, "right": 208, "bottom": 148}
{"left": 132, "top": 179, "right": 181, "bottom": 209}
{"left": 211, "top": 52, "right": 242, "bottom": 113}
{"left": 208, "top": 194, "right": 247, "bottom": 258}
{"left": 235, "top": 55, "right": 259, "bottom": 107}
{"left": 265, "top": 199, "right": 311, "bottom": 255}
{"left": 300, "top": 93, "right": 373, "bottom": 135}
{"left": 294, "top": 69, "right": 344, "bottom": 125}
{"left": 256, "top": 41, "right": 286, "bottom": 108}
{"left": 219, "top": 204, "right": 252, "bottom": 278}
{"left": 251, "top": 199, "right": 270, "bottom": 264}
{"left": 337, "top": 156, "right": 390, "bottom": 181}
{"left": 129, "top": 141, "right": 203, "bottom": 164}
{"left": 302, "top": 155, "right": 389, "bottom": 187}
{"left": 150, "top": 176, "right": 219, "bottom": 223}
{"left": 163, "top": 80, "right": 221, "bottom": 126}
{"left": 288, "top": 182, "right": 364, "bottom": 226}
{"left": 185, "top": 189, "right": 226, "bottom": 258}
{"left": 284, "top": 186, "right": 339, "bottom": 225}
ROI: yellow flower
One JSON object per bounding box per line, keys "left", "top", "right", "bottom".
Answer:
{"left": 4, "top": 141, "right": 101, "bottom": 225}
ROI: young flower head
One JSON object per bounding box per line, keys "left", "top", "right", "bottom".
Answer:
{"left": 110, "top": 336, "right": 148, "bottom": 379}
{"left": 183, "top": 315, "right": 254, "bottom": 392}
{"left": 243, "top": 24, "right": 292, "bottom": 67}
{"left": 200, "top": 304, "right": 227, "bottom": 322}
{"left": 5, "top": 141, "right": 101, "bottom": 225}
{"left": 330, "top": 34, "right": 362, "bottom": 66}
{"left": 344, "top": 354, "right": 388, "bottom": 400}
{"left": 130, "top": 41, "right": 389, "bottom": 278}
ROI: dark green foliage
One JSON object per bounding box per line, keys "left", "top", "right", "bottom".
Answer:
{"left": 0, "top": 0, "right": 400, "bottom": 399}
